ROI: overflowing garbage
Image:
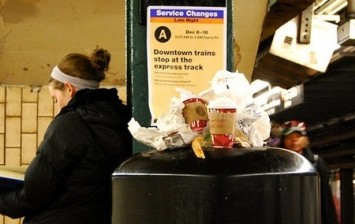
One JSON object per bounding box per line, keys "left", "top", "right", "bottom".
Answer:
{"left": 128, "top": 70, "right": 271, "bottom": 158}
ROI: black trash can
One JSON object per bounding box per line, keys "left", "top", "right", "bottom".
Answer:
{"left": 112, "top": 147, "right": 320, "bottom": 224}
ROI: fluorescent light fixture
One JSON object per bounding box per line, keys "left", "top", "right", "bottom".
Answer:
{"left": 315, "top": 0, "right": 347, "bottom": 15}
{"left": 314, "top": 14, "right": 341, "bottom": 23}
{"left": 314, "top": 0, "right": 330, "bottom": 9}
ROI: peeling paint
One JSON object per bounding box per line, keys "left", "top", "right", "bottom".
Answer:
{"left": 0, "top": 0, "right": 38, "bottom": 23}
{"left": 0, "top": 0, "right": 125, "bottom": 86}
{"left": 18, "top": 0, "right": 40, "bottom": 4}
{"left": 0, "top": 15, "right": 10, "bottom": 54}
{"left": 0, "top": 0, "right": 7, "bottom": 8}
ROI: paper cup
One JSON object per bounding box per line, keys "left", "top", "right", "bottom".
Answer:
{"left": 182, "top": 98, "right": 208, "bottom": 133}
{"left": 207, "top": 99, "right": 237, "bottom": 148}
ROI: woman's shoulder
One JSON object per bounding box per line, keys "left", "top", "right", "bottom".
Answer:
{"left": 41, "top": 111, "right": 94, "bottom": 156}
{"left": 51, "top": 110, "right": 86, "bottom": 128}
{"left": 46, "top": 111, "right": 92, "bottom": 142}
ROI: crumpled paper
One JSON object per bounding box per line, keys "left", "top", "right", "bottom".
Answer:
{"left": 128, "top": 70, "right": 271, "bottom": 150}
{"left": 236, "top": 102, "right": 271, "bottom": 147}
{"left": 209, "top": 70, "right": 253, "bottom": 109}
{"left": 128, "top": 98, "right": 199, "bottom": 151}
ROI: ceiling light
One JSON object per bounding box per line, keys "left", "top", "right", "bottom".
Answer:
{"left": 315, "top": 0, "right": 348, "bottom": 15}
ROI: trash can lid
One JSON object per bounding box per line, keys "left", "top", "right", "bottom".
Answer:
{"left": 113, "top": 147, "right": 317, "bottom": 176}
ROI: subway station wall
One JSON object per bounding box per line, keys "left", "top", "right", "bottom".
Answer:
{"left": 0, "top": 0, "right": 126, "bottom": 87}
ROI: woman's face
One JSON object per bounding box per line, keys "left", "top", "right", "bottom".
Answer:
{"left": 283, "top": 132, "right": 306, "bottom": 153}
{"left": 48, "top": 83, "right": 72, "bottom": 110}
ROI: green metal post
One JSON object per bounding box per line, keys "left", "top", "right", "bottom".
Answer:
{"left": 127, "top": 0, "right": 233, "bottom": 153}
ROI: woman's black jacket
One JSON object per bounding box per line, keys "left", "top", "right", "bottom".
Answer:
{"left": 302, "top": 148, "right": 338, "bottom": 224}
{"left": 0, "top": 88, "right": 132, "bottom": 224}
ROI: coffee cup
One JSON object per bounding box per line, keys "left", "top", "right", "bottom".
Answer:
{"left": 182, "top": 97, "right": 208, "bottom": 133}
{"left": 207, "top": 97, "right": 237, "bottom": 148}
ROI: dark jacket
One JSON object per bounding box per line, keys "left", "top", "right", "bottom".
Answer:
{"left": 302, "top": 148, "right": 338, "bottom": 224}
{"left": 0, "top": 88, "right": 132, "bottom": 224}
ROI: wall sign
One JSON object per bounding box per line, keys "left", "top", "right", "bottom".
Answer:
{"left": 147, "top": 6, "right": 227, "bottom": 123}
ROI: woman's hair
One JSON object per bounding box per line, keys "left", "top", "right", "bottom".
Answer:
{"left": 50, "top": 47, "right": 111, "bottom": 89}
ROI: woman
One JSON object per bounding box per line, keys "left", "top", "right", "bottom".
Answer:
{"left": 0, "top": 48, "right": 132, "bottom": 223}
{"left": 280, "top": 120, "right": 338, "bottom": 224}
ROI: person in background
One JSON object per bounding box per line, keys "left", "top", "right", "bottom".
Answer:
{"left": 0, "top": 47, "right": 132, "bottom": 224}
{"left": 280, "top": 120, "right": 338, "bottom": 224}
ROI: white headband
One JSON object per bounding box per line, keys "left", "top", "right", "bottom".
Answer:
{"left": 50, "top": 66, "right": 99, "bottom": 89}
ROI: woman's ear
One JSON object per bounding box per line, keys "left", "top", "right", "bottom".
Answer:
{"left": 64, "top": 82, "right": 77, "bottom": 97}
